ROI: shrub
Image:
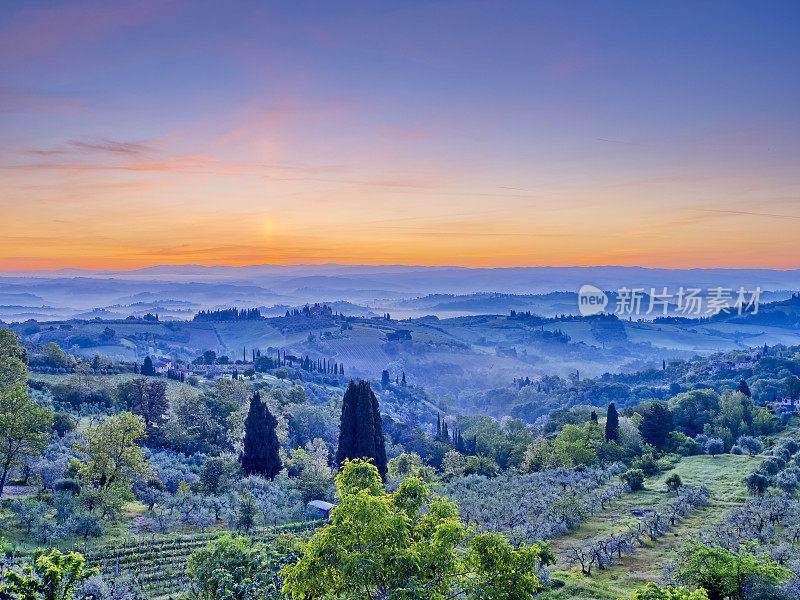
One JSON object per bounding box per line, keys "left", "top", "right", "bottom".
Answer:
{"left": 53, "top": 479, "right": 81, "bottom": 495}
{"left": 665, "top": 473, "right": 683, "bottom": 494}
{"left": 632, "top": 452, "right": 660, "bottom": 476}
{"left": 622, "top": 469, "right": 645, "bottom": 491}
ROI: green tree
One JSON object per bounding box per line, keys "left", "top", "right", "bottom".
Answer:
{"left": 241, "top": 392, "right": 282, "bottom": 479}
{"left": 605, "top": 402, "right": 619, "bottom": 441}
{"left": 783, "top": 375, "right": 800, "bottom": 400}
{"left": 281, "top": 459, "right": 544, "bottom": 600}
{"left": 637, "top": 400, "right": 673, "bottom": 448}
{"left": 553, "top": 422, "right": 603, "bottom": 468}
{"left": 0, "top": 328, "right": 28, "bottom": 392}
{"left": 0, "top": 385, "right": 52, "bottom": 495}
{"left": 200, "top": 456, "right": 229, "bottom": 494}
{"left": 335, "top": 380, "right": 387, "bottom": 479}
{"left": 43, "top": 342, "right": 68, "bottom": 368}
{"left": 674, "top": 542, "right": 789, "bottom": 600}
{"left": 118, "top": 378, "right": 168, "bottom": 439}
{"left": 74, "top": 411, "right": 149, "bottom": 519}
{"left": 0, "top": 549, "right": 97, "bottom": 600}
{"left": 387, "top": 452, "right": 425, "bottom": 480}
{"left": 621, "top": 582, "right": 709, "bottom": 599}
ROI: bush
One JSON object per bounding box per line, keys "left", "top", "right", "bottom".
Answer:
{"left": 632, "top": 452, "right": 660, "bottom": 476}
{"left": 53, "top": 479, "right": 81, "bottom": 495}
{"left": 665, "top": 473, "right": 683, "bottom": 493}
{"left": 622, "top": 469, "right": 645, "bottom": 491}
{"left": 52, "top": 412, "right": 76, "bottom": 437}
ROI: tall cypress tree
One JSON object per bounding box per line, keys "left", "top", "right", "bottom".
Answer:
{"left": 241, "top": 392, "right": 282, "bottom": 479}
{"left": 336, "top": 379, "right": 387, "bottom": 479}
{"left": 605, "top": 402, "right": 619, "bottom": 441}
{"left": 369, "top": 383, "right": 388, "bottom": 479}
{"left": 141, "top": 356, "right": 155, "bottom": 376}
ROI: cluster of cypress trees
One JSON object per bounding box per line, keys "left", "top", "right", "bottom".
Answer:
{"left": 241, "top": 391, "right": 282, "bottom": 479}
{"left": 435, "top": 412, "right": 467, "bottom": 452}
{"left": 335, "top": 379, "right": 388, "bottom": 479}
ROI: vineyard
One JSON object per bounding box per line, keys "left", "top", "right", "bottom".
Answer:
{"left": 55, "top": 521, "right": 324, "bottom": 598}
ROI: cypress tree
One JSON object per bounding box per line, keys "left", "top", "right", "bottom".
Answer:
{"left": 241, "top": 392, "right": 282, "bottom": 479}
{"left": 335, "top": 379, "right": 387, "bottom": 479}
{"left": 369, "top": 382, "right": 388, "bottom": 479}
{"left": 738, "top": 379, "right": 752, "bottom": 398}
{"left": 590, "top": 410, "right": 598, "bottom": 423}
{"left": 605, "top": 402, "right": 619, "bottom": 441}
{"left": 141, "top": 356, "right": 155, "bottom": 376}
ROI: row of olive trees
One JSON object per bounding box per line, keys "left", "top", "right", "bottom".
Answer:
{"left": 568, "top": 485, "right": 710, "bottom": 575}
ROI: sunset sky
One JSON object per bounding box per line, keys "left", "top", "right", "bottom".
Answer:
{"left": 1, "top": 0, "right": 799, "bottom": 271}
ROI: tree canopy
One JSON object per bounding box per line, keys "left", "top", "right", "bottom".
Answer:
{"left": 281, "top": 459, "right": 544, "bottom": 600}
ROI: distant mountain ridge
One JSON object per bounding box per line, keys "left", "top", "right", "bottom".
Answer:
{"left": 1, "top": 264, "right": 799, "bottom": 321}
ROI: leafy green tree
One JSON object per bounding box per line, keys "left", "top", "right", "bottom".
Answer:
{"left": 241, "top": 392, "right": 282, "bottom": 479}
{"left": 441, "top": 449, "right": 467, "bottom": 479}
{"left": 281, "top": 459, "right": 544, "bottom": 600}
{"left": 74, "top": 411, "right": 149, "bottom": 519}
{"left": 0, "top": 549, "right": 97, "bottom": 600}
{"left": 464, "top": 454, "right": 499, "bottom": 477}
{"left": 118, "top": 378, "right": 168, "bottom": 439}
{"left": 743, "top": 472, "right": 770, "bottom": 496}
{"left": 335, "top": 380, "right": 387, "bottom": 479}
{"left": 605, "top": 402, "right": 619, "bottom": 441}
{"left": 286, "top": 438, "right": 335, "bottom": 502}
{"left": 553, "top": 422, "right": 603, "bottom": 468}
{"left": 0, "top": 385, "right": 52, "bottom": 495}
{"left": 0, "top": 328, "right": 28, "bottom": 392}
{"left": 783, "top": 375, "right": 800, "bottom": 401}
{"left": 236, "top": 489, "right": 260, "bottom": 533}
{"left": 668, "top": 389, "right": 720, "bottom": 437}
{"left": 387, "top": 452, "right": 425, "bottom": 480}
{"left": 200, "top": 456, "right": 229, "bottom": 494}
{"left": 621, "top": 582, "right": 709, "bottom": 599}
{"left": 43, "top": 342, "right": 68, "bottom": 368}
{"left": 637, "top": 400, "right": 673, "bottom": 448}
{"left": 674, "top": 542, "right": 789, "bottom": 600}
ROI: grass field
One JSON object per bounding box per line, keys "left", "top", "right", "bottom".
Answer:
{"left": 539, "top": 454, "right": 756, "bottom": 600}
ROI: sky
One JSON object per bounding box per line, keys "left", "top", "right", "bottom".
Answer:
{"left": 1, "top": 0, "right": 799, "bottom": 271}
